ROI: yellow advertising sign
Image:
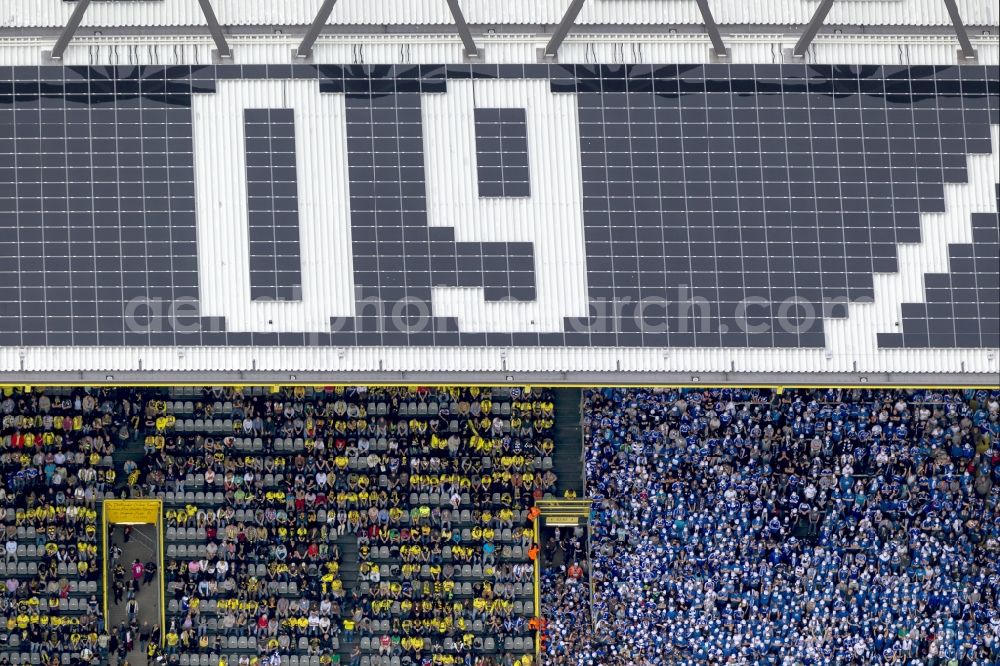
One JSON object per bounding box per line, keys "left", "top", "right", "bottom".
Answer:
{"left": 104, "top": 499, "right": 161, "bottom": 525}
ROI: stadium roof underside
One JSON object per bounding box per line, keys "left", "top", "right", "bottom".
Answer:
{"left": 0, "top": 1, "right": 997, "bottom": 385}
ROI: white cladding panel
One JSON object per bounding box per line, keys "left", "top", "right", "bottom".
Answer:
{"left": 0, "top": 33, "right": 997, "bottom": 67}
{"left": 422, "top": 79, "right": 591, "bottom": 334}
{"left": 191, "top": 80, "right": 357, "bottom": 334}
{"left": 2, "top": 346, "right": 996, "bottom": 376}
{"left": 1, "top": 0, "right": 997, "bottom": 29}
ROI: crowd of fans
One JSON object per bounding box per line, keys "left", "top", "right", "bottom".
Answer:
{"left": 0, "top": 388, "right": 142, "bottom": 665}
{"left": 139, "top": 386, "right": 553, "bottom": 666}
{"left": 542, "top": 388, "right": 1000, "bottom": 666}
{"left": 11, "top": 384, "right": 997, "bottom": 665}
{"left": 538, "top": 527, "right": 590, "bottom": 666}
{"left": 0, "top": 385, "right": 553, "bottom": 666}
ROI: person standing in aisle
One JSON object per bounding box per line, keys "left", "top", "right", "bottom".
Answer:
{"left": 130, "top": 559, "right": 144, "bottom": 591}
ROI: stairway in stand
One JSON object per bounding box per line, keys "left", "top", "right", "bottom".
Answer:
{"left": 335, "top": 535, "right": 361, "bottom": 661}
{"left": 551, "top": 388, "right": 585, "bottom": 496}
{"left": 111, "top": 391, "right": 169, "bottom": 498}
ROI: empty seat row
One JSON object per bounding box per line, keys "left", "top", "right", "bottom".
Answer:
{"left": 173, "top": 418, "right": 234, "bottom": 434}
{"left": 0, "top": 652, "right": 81, "bottom": 665}
{"left": 165, "top": 525, "right": 208, "bottom": 541}
{"left": 160, "top": 490, "right": 225, "bottom": 505}
{"left": 165, "top": 543, "right": 210, "bottom": 559}
{"left": 176, "top": 655, "right": 332, "bottom": 666}
{"left": 365, "top": 400, "right": 514, "bottom": 417}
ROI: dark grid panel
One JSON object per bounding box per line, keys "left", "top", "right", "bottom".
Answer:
{"left": 880, "top": 184, "right": 1000, "bottom": 349}
{"left": 474, "top": 107, "right": 531, "bottom": 198}
{"left": 569, "top": 63, "right": 997, "bottom": 348}
{"left": 342, "top": 86, "right": 537, "bottom": 347}
{"left": 244, "top": 108, "right": 302, "bottom": 302}
{"left": 0, "top": 65, "right": 220, "bottom": 347}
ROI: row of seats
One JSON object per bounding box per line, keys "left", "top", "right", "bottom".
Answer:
{"left": 1, "top": 653, "right": 82, "bottom": 665}
{"left": 161, "top": 395, "right": 522, "bottom": 418}
{"left": 169, "top": 414, "right": 521, "bottom": 437}
{"left": 0, "top": 561, "right": 96, "bottom": 579}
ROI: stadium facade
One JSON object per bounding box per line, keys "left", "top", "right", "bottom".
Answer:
{"left": 0, "top": 0, "right": 997, "bottom": 385}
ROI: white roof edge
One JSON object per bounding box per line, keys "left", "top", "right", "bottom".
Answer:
{"left": 0, "top": 371, "right": 994, "bottom": 387}
{"left": 2, "top": 347, "right": 997, "bottom": 377}
{"left": 0, "top": 0, "right": 997, "bottom": 30}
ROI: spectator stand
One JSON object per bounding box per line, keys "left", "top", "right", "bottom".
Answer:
{"left": 147, "top": 385, "right": 559, "bottom": 666}
{"left": 577, "top": 387, "right": 1000, "bottom": 665}
{"left": 1, "top": 386, "right": 143, "bottom": 666}
{"left": 1, "top": 385, "right": 565, "bottom": 666}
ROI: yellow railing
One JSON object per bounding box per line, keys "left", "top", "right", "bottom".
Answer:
{"left": 101, "top": 499, "right": 165, "bottom": 645}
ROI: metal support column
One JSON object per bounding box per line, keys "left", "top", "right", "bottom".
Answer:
{"left": 942, "top": 0, "right": 977, "bottom": 60}
{"left": 694, "top": 0, "right": 728, "bottom": 58}
{"left": 792, "top": 0, "right": 835, "bottom": 57}
{"left": 445, "top": 0, "right": 480, "bottom": 59}
{"left": 197, "top": 0, "right": 233, "bottom": 58}
{"left": 51, "top": 0, "right": 93, "bottom": 60}
{"left": 297, "top": 0, "right": 340, "bottom": 59}
{"left": 544, "top": 0, "right": 588, "bottom": 59}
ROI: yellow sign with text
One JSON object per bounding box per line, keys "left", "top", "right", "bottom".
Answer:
{"left": 104, "top": 499, "right": 161, "bottom": 525}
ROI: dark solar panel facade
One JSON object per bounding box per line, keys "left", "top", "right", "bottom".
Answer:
{"left": 0, "top": 63, "right": 996, "bottom": 348}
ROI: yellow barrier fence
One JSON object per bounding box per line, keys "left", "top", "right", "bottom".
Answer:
{"left": 102, "top": 499, "right": 165, "bottom": 645}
